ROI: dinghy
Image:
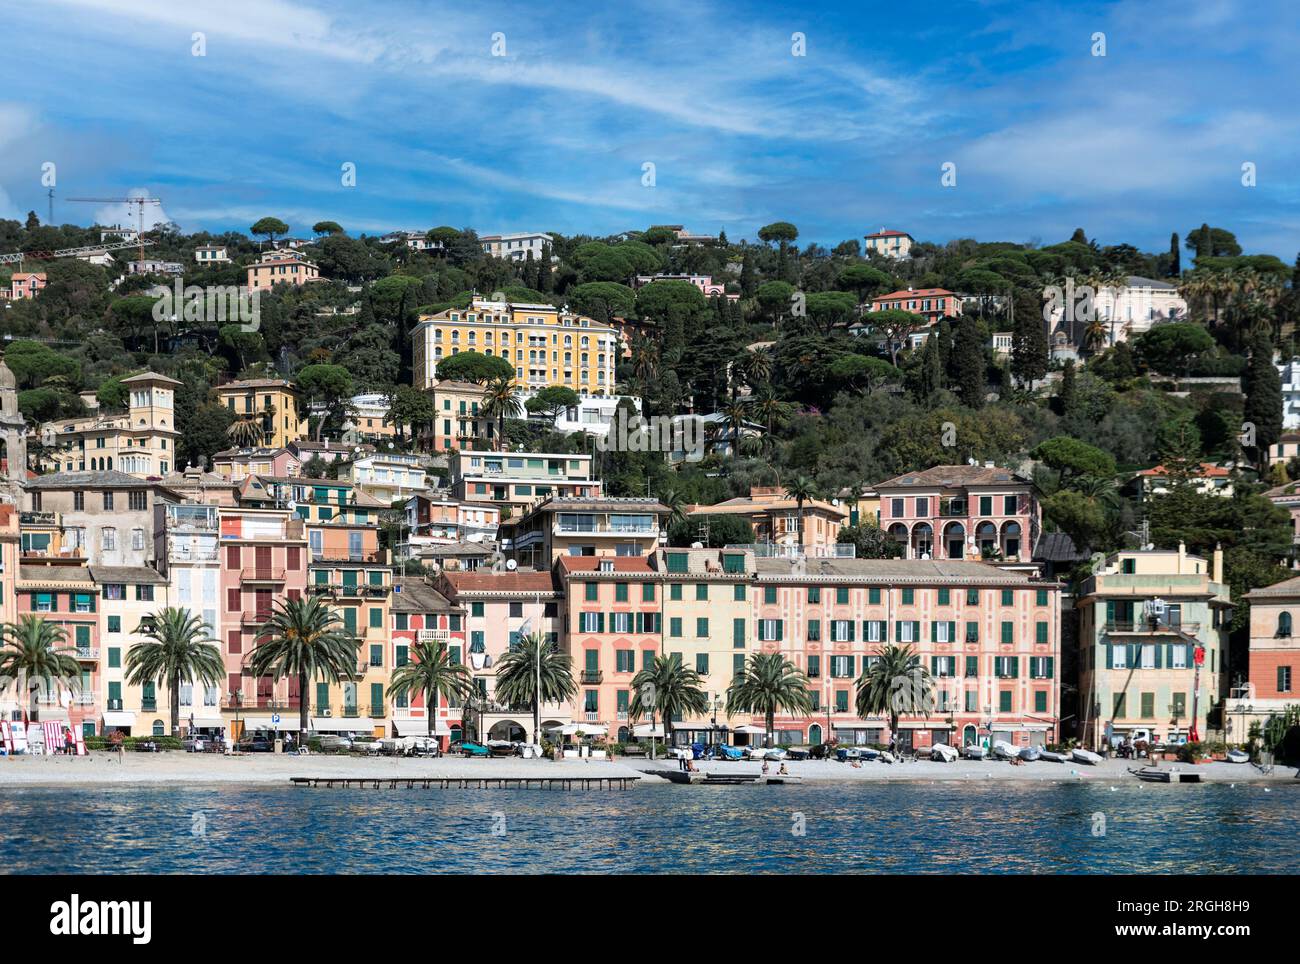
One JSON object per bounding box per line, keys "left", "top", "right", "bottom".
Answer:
{"left": 1071, "top": 748, "right": 1103, "bottom": 765}
{"left": 1136, "top": 766, "right": 1202, "bottom": 783}
{"left": 930, "top": 743, "right": 959, "bottom": 763}
{"left": 962, "top": 744, "right": 987, "bottom": 760}
{"left": 879, "top": 751, "right": 897, "bottom": 764}
{"left": 1226, "top": 749, "right": 1250, "bottom": 764}
{"left": 1019, "top": 745, "right": 1042, "bottom": 762}
{"left": 992, "top": 740, "right": 1019, "bottom": 760}
{"left": 1039, "top": 750, "right": 1066, "bottom": 763}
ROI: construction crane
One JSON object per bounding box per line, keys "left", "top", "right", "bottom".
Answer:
{"left": 0, "top": 237, "right": 156, "bottom": 267}
{"left": 65, "top": 195, "right": 162, "bottom": 266}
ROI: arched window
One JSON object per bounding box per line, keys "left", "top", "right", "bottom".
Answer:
{"left": 152, "top": 720, "right": 165, "bottom": 737}
{"left": 1279, "top": 612, "right": 1293, "bottom": 637}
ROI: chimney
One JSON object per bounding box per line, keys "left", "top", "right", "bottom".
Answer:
{"left": 1178, "top": 540, "right": 1186, "bottom": 572}
{"left": 1213, "top": 543, "right": 1224, "bottom": 584}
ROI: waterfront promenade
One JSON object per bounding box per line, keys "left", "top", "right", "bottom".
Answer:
{"left": 1, "top": 752, "right": 1295, "bottom": 787}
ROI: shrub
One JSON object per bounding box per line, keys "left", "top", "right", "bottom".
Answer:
{"left": 1177, "top": 741, "right": 1204, "bottom": 763}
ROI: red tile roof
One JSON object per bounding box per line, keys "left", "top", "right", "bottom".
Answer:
{"left": 872, "top": 288, "right": 955, "bottom": 301}
{"left": 440, "top": 571, "right": 557, "bottom": 594}
{"left": 556, "top": 556, "right": 654, "bottom": 575}
{"left": 1137, "top": 463, "right": 1230, "bottom": 478}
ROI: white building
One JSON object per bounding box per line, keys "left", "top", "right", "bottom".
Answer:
{"left": 480, "top": 232, "right": 555, "bottom": 262}
{"left": 194, "top": 244, "right": 230, "bottom": 264}
{"left": 341, "top": 453, "right": 427, "bottom": 504}
{"left": 864, "top": 228, "right": 914, "bottom": 260}
{"left": 1049, "top": 275, "right": 1187, "bottom": 347}
{"left": 1279, "top": 357, "right": 1300, "bottom": 430}
{"left": 544, "top": 394, "right": 642, "bottom": 440}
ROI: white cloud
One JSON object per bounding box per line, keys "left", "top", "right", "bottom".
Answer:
{"left": 93, "top": 188, "right": 172, "bottom": 231}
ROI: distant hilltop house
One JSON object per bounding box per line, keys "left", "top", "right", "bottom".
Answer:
{"left": 630, "top": 273, "right": 738, "bottom": 300}
{"left": 1048, "top": 275, "right": 1187, "bottom": 348}
{"left": 194, "top": 244, "right": 230, "bottom": 264}
{"left": 479, "top": 232, "right": 556, "bottom": 262}
{"left": 380, "top": 231, "right": 443, "bottom": 252}
{"left": 864, "top": 228, "right": 914, "bottom": 260}
{"left": 651, "top": 225, "right": 718, "bottom": 245}
{"left": 246, "top": 248, "right": 320, "bottom": 290}
{"left": 868, "top": 287, "right": 961, "bottom": 323}
{"left": 126, "top": 259, "right": 184, "bottom": 276}
{"left": 100, "top": 225, "right": 138, "bottom": 243}
{"left": 1132, "top": 463, "right": 1233, "bottom": 500}
{"left": 5, "top": 272, "right": 46, "bottom": 300}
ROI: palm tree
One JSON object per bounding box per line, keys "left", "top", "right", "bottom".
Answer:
{"left": 249, "top": 596, "right": 361, "bottom": 743}
{"left": 0, "top": 616, "right": 82, "bottom": 717}
{"left": 738, "top": 346, "right": 773, "bottom": 391}
{"left": 386, "top": 640, "right": 472, "bottom": 740}
{"left": 124, "top": 607, "right": 224, "bottom": 738}
{"left": 748, "top": 383, "right": 792, "bottom": 439}
{"left": 493, "top": 633, "right": 577, "bottom": 746}
{"left": 854, "top": 644, "right": 935, "bottom": 745}
{"left": 722, "top": 398, "right": 750, "bottom": 454}
{"left": 785, "top": 475, "right": 820, "bottom": 541}
{"left": 1082, "top": 316, "right": 1108, "bottom": 354}
{"left": 655, "top": 486, "right": 689, "bottom": 532}
{"left": 726, "top": 652, "right": 812, "bottom": 748}
{"left": 629, "top": 655, "right": 710, "bottom": 746}
{"left": 481, "top": 375, "right": 523, "bottom": 452}
{"left": 227, "top": 417, "right": 264, "bottom": 448}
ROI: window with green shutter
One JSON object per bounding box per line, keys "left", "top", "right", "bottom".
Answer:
{"left": 733, "top": 618, "right": 745, "bottom": 648}
{"left": 1000, "top": 589, "right": 1012, "bottom": 606}
{"left": 371, "top": 682, "right": 384, "bottom": 711}
{"left": 1141, "top": 692, "right": 1154, "bottom": 718}
{"left": 642, "top": 583, "right": 655, "bottom": 601}
{"left": 1035, "top": 621, "right": 1048, "bottom": 644}
{"left": 585, "top": 583, "right": 598, "bottom": 601}
{"left": 369, "top": 608, "right": 382, "bottom": 628}
{"left": 107, "top": 616, "right": 120, "bottom": 633}
{"left": 980, "top": 495, "right": 992, "bottom": 515}
{"left": 734, "top": 584, "right": 746, "bottom": 601}
{"left": 696, "top": 617, "right": 709, "bottom": 637}
{"left": 836, "top": 587, "right": 849, "bottom": 605}
{"left": 395, "top": 613, "right": 408, "bottom": 630}
{"left": 343, "top": 608, "right": 357, "bottom": 633}
{"left": 696, "top": 653, "right": 709, "bottom": 674}
{"left": 1036, "top": 589, "right": 1048, "bottom": 606}
{"left": 316, "top": 682, "right": 329, "bottom": 711}
{"left": 807, "top": 619, "right": 820, "bottom": 641}
{"left": 807, "top": 654, "right": 820, "bottom": 678}
{"left": 965, "top": 655, "right": 978, "bottom": 677}
{"left": 723, "top": 554, "right": 745, "bottom": 573}
{"left": 471, "top": 602, "right": 484, "bottom": 617}
{"left": 108, "top": 647, "right": 121, "bottom": 668}
{"left": 901, "top": 588, "right": 914, "bottom": 605}
{"left": 938, "top": 588, "right": 950, "bottom": 605}
{"left": 835, "top": 690, "right": 849, "bottom": 712}
{"left": 869, "top": 587, "right": 881, "bottom": 605}
{"left": 395, "top": 645, "right": 408, "bottom": 666}
{"left": 766, "top": 586, "right": 778, "bottom": 604}
{"left": 734, "top": 654, "right": 745, "bottom": 674}
{"left": 615, "top": 583, "right": 628, "bottom": 602}
{"left": 808, "top": 587, "right": 820, "bottom": 604}
{"left": 369, "top": 643, "right": 382, "bottom": 665}
{"left": 670, "top": 584, "right": 683, "bottom": 601}
{"left": 999, "top": 690, "right": 1012, "bottom": 712}
{"left": 616, "top": 650, "right": 634, "bottom": 672}
{"left": 1001, "top": 621, "right": 1013, "bottom": 644}
{"left": 966, "top": 621, "right": 979, "bottom": 643}
{"left": 666, "top": 552, "right": 688, "bottom": 573}
{"left": 696, "top": 584, "right": 708, "bottom": 601}
{"left": 670, "top": 617, "right": 682, "bottom": 638}
{"left": 643, "top": 650, "right": 655, "bottom": 670}
{"left": 967, "top": 589, "right": 979, "bottom": 605}
{"left": 75, "top": 625, "right": 90, "bottom": 647}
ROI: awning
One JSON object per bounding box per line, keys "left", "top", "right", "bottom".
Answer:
{"left": 547, "top": 723, "right": 606, "bottom": 736}
{"left": 102, "top": 711, "right": 135, "bottom": 727}
{"left": 309, "top": 717, "right": 366, "bottom": 732}
{"left": 733, "top": 724, "right": 767, "bottom": 735}
{"left": 632, "top": 724, "right": 665, "bottom": 738}
{"left": 185, "top": 717, "right": 224, "bottom": 728}
{"left": 393, "top": 719, "right": 450, "bottom": 736}
{"left": 242, "top": 717, "right": 300, "bottom": 730}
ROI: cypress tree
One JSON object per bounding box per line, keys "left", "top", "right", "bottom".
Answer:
{"left": 1058, "top": 359, "right": 1077, "bottom": 418}
{"left": 953, "top": 315, "right": 985, "bottom": 409}
{"left": 536, "top": 245, "right": 553, "bottom": 292}
{"left": 740, "top": 249, "right": 756, "bottom": 297}
{"left": 1169, "top": 233, "right": 1181, "bottom": 277}
{"left": 1243, "top": 330, "right": 1282, "bottom": 467}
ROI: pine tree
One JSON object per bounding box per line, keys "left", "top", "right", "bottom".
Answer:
{"left": 536, "top": 245, "right": 553, "bottom": 292}
{"left": 1070, "top": 228, "right": 1088, "bottom": 245}
{"left": 953, "top": 315, "right": 985, "bottom": 409}
{"left": 1169, "top": 233, "right": 1181, "bottom": 277}
{"left": 1196, "top": 223, "right": 1212, "bottom": 260}
{"left": 1243, "top": 330, "right": 1282, "bottom": 468}
{"left": 718, "top": 229, "right": 728, "bottom": 246}
{"left": 1011, "top": 310, "right": 1048, "bottom": 388}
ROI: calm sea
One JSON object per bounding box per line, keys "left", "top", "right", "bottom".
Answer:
{"left": 1, "top": 782, "right": 1296, "bottom": 874}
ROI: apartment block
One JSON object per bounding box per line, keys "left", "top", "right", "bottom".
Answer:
{"left": 389, "top": 578, "right": 464, "bottom": 745}
{"left": 448, "top": 450, "right": 600, "bottom": 517}
{"left": 40, "top": 373, "right": 182, "bottom": 477}
{"left": 499, "top": 496, "right": 668, "bottom": 569}
{"left": 214, "top": 379, "right": 308, "bottom": 449}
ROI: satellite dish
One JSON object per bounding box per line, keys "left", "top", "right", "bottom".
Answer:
{"left": 505, "top": 559, "right": 518, "bottom": 571}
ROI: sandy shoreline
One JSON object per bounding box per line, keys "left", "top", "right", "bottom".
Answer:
{"left": 0, "top": 751, "right": 1295, "bottom": 787}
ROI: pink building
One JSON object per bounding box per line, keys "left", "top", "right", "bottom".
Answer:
{"left": 217, "top": 507, "right": 308, "bottom": 742}
{"left": 389, "top": 578, "right": 465, "bottom": 747}
{"left": 8, "top": 272, "right": 47, "bottom": 300}
{"left": 631, "top": 274, "right": 738, "bottom": 300}
{"left": 869, "top": 287, "right": 960, "bottom": 322}
{"left": 875, "top": 465, "right": 1041, "bottom": 567}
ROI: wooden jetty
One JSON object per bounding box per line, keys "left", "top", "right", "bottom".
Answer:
{"left": 290, "top": 776, "right": 637, "bottom": 790}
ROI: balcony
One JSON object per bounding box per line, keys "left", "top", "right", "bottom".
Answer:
{"left": 368, "top": 703, "right": 386, "bottom": 718}
{"left": 584, "top": 711, "right": 600, "bottom": 722}
{"left": 74, "top": 647, "right": 99, "bottom": 661}
{"left": 141, "top": 699, "right": 157, "bottom": 712}
{"left": 554, "top": 523, "right": 658, "bottom": 536}
{"left": 1105, "top": 621, "right": 1200, "bottom": 636}
{"left": 19, "top": 511, "right": 58, "bottom": 526}
{"left": 312, "top": 550, "right": 386, "bottom": 564}
{"left": 240, "top": 568, "right": 286, "bottom": 584}
{"left": 580, "top": 670, "right": 603, "bottom": 684}
{"left": 169, "top": 546, "right": 218, "bottom": 563}
{"left": 241, "top": 610, "right": 275, "bottom": 626}
{"left": 221, "top": 697, "right": 300, "bottom": 710}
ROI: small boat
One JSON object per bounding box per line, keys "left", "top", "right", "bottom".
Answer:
{"left": 930, "top": 743, "right": 959, "bottom": 763}
{"left": 1039, "top": 750, "right": 1066, "bottom": 763}
{"left": 1071, "top": 748, "right": 1103, "bottom": 766}
{"left": 879, "top": 751, "right": 897, "bottom": 764}
{"left": 1019, "top": 745, "right": 1042, "bottom": 762}
{"left": 1226, "top": 749, "right": 1250, "bottom": 764}
{"left": 715, "top": 744, "right": 745, "bottom": 761}
{"left": 992, "top": 740, "right": 1019, "bottom": 760}
{"left": 1136, "top": 766, "right": 1202, "bottom": 783}
{"left": 963, "top": 744, "right": 987, "bottom": 760}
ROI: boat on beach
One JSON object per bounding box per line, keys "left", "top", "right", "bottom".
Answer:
{"left": 992, "top": 740, "right": 1019, "bottom": 760}
{"left": 1071, "top": 748, "right": 1103, "bottom": 765}
{"left": 962, "top": 744, "right": 987, "bottom": 760}
{"left": 930, "top": 743, "right": 959, "bottom": 762}
{"left": 1039, "top": 750, "right": 1066, "bottom": 763}
{"left": 1019, "top": 745, "right": 1042, "bottom": 762}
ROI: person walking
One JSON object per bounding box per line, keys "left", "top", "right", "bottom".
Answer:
{"left": 64, "top": 727, "right": 75, "bottom": 756}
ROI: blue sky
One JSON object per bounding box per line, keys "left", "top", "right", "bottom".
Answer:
{"left": 1, "top": 0, "right": 1297, "bottom": 256}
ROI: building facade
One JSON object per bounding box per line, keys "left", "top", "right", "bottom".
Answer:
{"left": 214, "top": 379, "right": 308, "bottom": 449}
{"left": 40, "top": 372, "right": 182, "bottom": 477}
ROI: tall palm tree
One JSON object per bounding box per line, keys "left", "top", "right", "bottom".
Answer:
{"left": 249, "top": 596, "right": 361, "bottom": 743}
{"left": 854, "top": 644, "right": 935, "bottom": 745}
{"left": 629, "top": 655, "right": 710, "bottom": 746}
{"left": 748, "top": 383, "right": 791, "bottom": 438}
{"left": 493, "top": 633, "right": 577, "bottom": 746}
{"left": 726, "top": 652, "right": 812, "bottom": 748}
{"left": 227, "top": 417, "right": 264, "bottom": 448}
{"left": 739, "top": 346, "right": 773, "bottom": 391}
{"left": 785, "top": 475, "right": 820, "bottom": 541}
{"left": 655, "top": 486, "right": 689, "bottom": 533}
{"left": 481, "top": 375, "right": 523, "bottom": 452}
{"left": 0, "top": 616, "right": 82, "bottom": 716}
{"left": 722, "top": 398, "right": 750, "bottom": 454}
{"left": 387, "top": 639, "right": 472, "bottom": 740}
{"left": 124, "top": 607, "right": 224, "bottom": 738}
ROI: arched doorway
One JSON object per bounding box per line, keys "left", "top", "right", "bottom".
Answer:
{"left": 910, "top": 523, "right": 933, "bottom": 559}
{"left": 888, "top": 523, "right": 909, "bottom": 557}
{"left": 943, "top": 522, "right": 966, "bottom": 560}
{"left": 488, "top": 720, "right": 526, "bottom": 742}
{"left": 1001, "top": 521, "right": 1022, "bottom": 559}
{"left": 976, "top": 521, "right": 998, "bottom": 557}
{"left": 808, "top": 723, "right": 822, "bottom": 745}
{"left": 617, "top": 726, "right": 629, "bottom": 743}
{"left": 962, "top": 724, "right": 977, "bottom": 746}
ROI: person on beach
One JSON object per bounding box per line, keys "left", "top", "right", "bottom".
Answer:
{"left": 109, "top": 728, "right": 125, "bottom": 763}
{"left": 64, "top": 727, "right": 74, "bottom": 756}
{"left": 778, "top": 762, "right": 788, "bottom": 775}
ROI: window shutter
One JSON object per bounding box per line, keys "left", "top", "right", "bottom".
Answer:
{"left": 1105, "top": 645, "right": 1113, "bottom": 669}
{"left": 896, "top": 621, "right": 904, "bottom": 641}
{"left": 847, "top": 621, "right": 855, "bottom": 642}
{"left": 1153, "top": 645, "right": 1162, "bottom": 669}
{"left": 1046, "top": 657, "right": 1055, "bottom": 678}
{"left": 776, "top": 620, "right": 784, "bottom": 641}
{"left": 1010, "top": 656, "right": 1019, "bottom": 678}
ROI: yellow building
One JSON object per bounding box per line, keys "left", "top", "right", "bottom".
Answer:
{"left": 214, "top": 379, "right": 308, "bottom": 449}
{"left": 412, "top": 298, "right": 618, "bottom": 397}
{"left": 41, "top": 372, "right": 181, "bottom": 477}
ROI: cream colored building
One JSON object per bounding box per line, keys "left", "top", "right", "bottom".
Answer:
{"left": 247, "top": 249, "right": 320, "bottom": 291}
{"left": 92, "top": 566, "right": 174, "bottom": 737}
{"left": 41, "top": 372, "right": 181, "bottom": 477}
{"left": 411, "top": 298, "right": 618, "bottom": 397}
{"left": 214, "top": 379, "right": 308, "bottom": 449}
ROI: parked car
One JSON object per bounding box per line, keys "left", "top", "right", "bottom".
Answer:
{"left": 452, "top": 740, "right": 490, "bottom": 758}
{"left": 182, "top": 735, "right": 208, "bottom": 753}
{"left": 236, "top": 737, "right": 274, "bottom": 753}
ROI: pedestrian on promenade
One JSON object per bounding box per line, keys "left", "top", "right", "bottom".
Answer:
{"left": 64, "top": 727, "right": 74, "bottom": 756}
